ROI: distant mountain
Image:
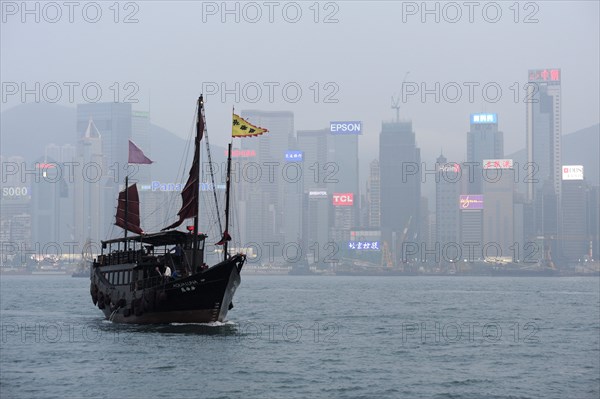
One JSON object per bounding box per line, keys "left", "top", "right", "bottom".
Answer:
{"left": 2, "top": 103, "right": 596, "bottom": 187}
{"left": 562, "top": 124, "right": 599, "bottom": 186}
{"left": 0, "top": 103, "right": 226, "bottom": 184}
{"left": 1, "top": 103, "right": 76, "bottom": 161}
{"left": 507, "top": 123, "right": 599, "bottom": 187}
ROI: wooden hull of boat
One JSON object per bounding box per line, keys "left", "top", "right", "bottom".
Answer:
{"left": 91, "top": 255, "right": 244, "bottom": 324}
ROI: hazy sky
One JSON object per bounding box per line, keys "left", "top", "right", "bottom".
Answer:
{"left": 2, "top": 1, "right": 599, "bottom": 167}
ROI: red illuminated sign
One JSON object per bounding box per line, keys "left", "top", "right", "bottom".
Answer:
{"left": 226, "top": 149, "right": 256, "bottom": 158}
{"left": 483, "top": 159, "right": 513, "bottom": 169}
{"left": 528, "top": 68, "right": 560, "bottom": 83}
{"left": 333, "top": 193, "right": 354, "bottom": 206}
{"left": 438, "top": 163, "right": 461, "bottom": 173}
{"left": 35, "top": 163, "right": 56, "bottom": 169}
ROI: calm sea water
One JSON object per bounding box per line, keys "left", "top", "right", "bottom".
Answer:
{"left": 1, "top": 275, "right": 598, "bottom": 399}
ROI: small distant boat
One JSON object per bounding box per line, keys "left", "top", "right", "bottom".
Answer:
{"left": 71, "top": 260, "right": 91, "bottom": 278}
{"left": 72, "top": 240, "right": 93, "bottom": 278}
{"left": 89, "top": 95, "right": 255, "bottom": 324}
{"left": 490, "top": 265, "right": 557, "bottom": 277}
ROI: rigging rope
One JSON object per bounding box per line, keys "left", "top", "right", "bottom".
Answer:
{"left": 200, "top": 101, "right": 223, "bottom": 236}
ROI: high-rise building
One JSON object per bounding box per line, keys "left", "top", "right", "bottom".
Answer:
{"left": 328, "top": 126, "right": 360, "bottom": 245}
{"left": 302, "top": 190, "right": 330, "bottom": 266}
{"left": 435, "top": 153, "right": 460, "bottom": 249}
{"left": 459, "top": 206, "right": 483, "bottom": 262}
{"left": 588, "top": 186, "right": 600, "bottom": 261}
{"left": 297, "top": 128, "right": 330, "bottom": 256}
{"left": 30, "top": 157, "right": 66, "bottom": 253}
{"left": 367, "top": 159, "right": 381, "bottom": 228}
{"left": 77, "top": 103, "right": 133, "bottom": 174}
{"left": 466, "top": 113, "right": 503, "bottom": 194}
{"left": 379, "top": 121, "right": 421, "bottom": 263}
{"left": 73, "top": 119, "right": 106, "bottom": 250}
{"left": 239, "top": 110, "right": 295, "bottom": 251}
{"left": 560, "top": 165, "right": 589, "bottom": 263}
{"left": 526, "top": 68, "right": 562, "bottom": 201}
{"left": 482, "top": 159, "right": 515, "bottom": 260}
{"left": 525, "top": 69, "right": 562, "bottom": 262}
{"left": 0, "top": 156, "right": 31, "bottom": 265}
{"left": 76, "top": 103, "right": 134, "bottom": 242}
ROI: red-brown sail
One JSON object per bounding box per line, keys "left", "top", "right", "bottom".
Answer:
{"left": 115, "top": 183, "right": 143, "bottom": 235}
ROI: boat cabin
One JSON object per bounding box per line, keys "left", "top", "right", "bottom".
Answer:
{"left": 94, "top": 231, "right": 206, "bottom": 288}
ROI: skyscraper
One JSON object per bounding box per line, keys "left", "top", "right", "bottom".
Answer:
{"left": 379, "top": 121, "right": 421, "bottom": 263}
{"left": 328, "top": 125, "right": 360, "bottom": 245}
{"left": 77, "top": 103, "right": 133, "bottom": 176}
{"left": 526, "top": 69, "right": 562, "bottom": 262}
{"left": 435, "top": 153, "right": 460, "bottom": 249}
{"left": 482, "top": 159, "right": 515, "bottom": 260}
{"left": 73, "top": 119, "right": 105, "bottom": 249}
{"left": 239, "top": 110, "right": 295, "bottom": 250}
{"left": 467, "top": 113, "right": 503, "bottom": 194}
{"left": 367, "top": 159, "right": 381, "bottom": 228}
{"left": 560, "top": 165, "right": 588, "bottom": 262}
{"left": 526, "top": 68, "right": 562, "bottom": 201}
{"left": 297, "top": 128, "right": 330, "bottom": 258}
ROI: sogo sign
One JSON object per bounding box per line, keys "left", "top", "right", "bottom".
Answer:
{"left": 333, "top": 193, "right": 353, "bottom": 206}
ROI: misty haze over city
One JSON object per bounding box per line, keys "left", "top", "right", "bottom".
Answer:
{"left": 2, "top": 0, "right": 598, "bottom": 269}
{"left": 1, "top": 2, "right": 599, "bottom": 398}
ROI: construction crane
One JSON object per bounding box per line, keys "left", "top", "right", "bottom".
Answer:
{"left": 382, "top": 215, "right": 413, "bottom": 269}
{"left": 391, "top": 71, "right": 410, "bottom": 122}
{"left": 381, "top": 241, "right": 393, "bottom": 268}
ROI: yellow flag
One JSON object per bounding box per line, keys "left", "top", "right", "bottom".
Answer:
{"left": 232, "top": 114, "right": 268, "bottom": 137}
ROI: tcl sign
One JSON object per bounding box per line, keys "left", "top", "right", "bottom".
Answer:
{"left": 333, "top": 193, "right": 353, "bottom": 206}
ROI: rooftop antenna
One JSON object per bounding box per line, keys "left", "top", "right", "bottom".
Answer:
{"left": 391, "top": 71, "right": 410, "bottom": 122}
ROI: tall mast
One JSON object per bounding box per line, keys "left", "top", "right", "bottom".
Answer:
{"left": 192, "top": 96, "right": 203, "bottom": 269}
{"left": 124, "top": 175, "right": 128, "bottom": 249}
{"left": 223, "top": 142, "right": 232, "bottom": 262}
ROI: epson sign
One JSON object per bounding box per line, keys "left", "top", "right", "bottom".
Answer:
{"left": 330, "top": 121, "right": 362, "bottom": 135}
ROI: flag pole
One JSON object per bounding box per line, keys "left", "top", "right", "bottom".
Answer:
{"left": 223, "top": 106, "right": 234, "bottom": 262}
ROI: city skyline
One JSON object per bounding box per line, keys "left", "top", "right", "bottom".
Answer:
{"left": 2, "top": 92, "right": 587, "bottom": 268}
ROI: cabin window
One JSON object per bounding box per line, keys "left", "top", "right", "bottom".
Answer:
{"left": 118, "top": 271, "right": 124, "bottom": 285}
{"left": 109, "top": 273, "right": 114, "bottom": 285}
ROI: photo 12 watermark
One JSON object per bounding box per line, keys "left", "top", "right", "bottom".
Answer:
{"left": 400, "top": 321, "right": 541, "bottom": 344}
{"left": 400, "top": 2, "right": 540, "bottom": 24}
{"left": 201, "top": 1, "right": 340, "bottom": 24}
{"left": 0, "top": 321, "right": 340, "bottom": 344}
{"left": 1, "top": 1, "right": 140, "bottom": 24}
{"left": 201, "top": 81, "right": 340, "bottom": 104}
{"left": 1, "top": 82, "right": 140, "bottom": 104}
{"left": 400, "top": 81, "right": 544, "bottom": 104}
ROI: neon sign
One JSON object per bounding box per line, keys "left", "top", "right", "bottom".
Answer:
{"left": 471, "top": 113, "right": 497, "bottom": 124}
{"left": 482, "top": 159, "right": 513, "bottom": 169}
{"left": 333, "top": 193, "right": 354, "bottom": 206}
{"left": 528, "top": 68, "right": 561, "bottom": 83}
{"left": 562, "top": 165, "right": 584, "bottom": 181}
{"left": 285, "top": 150, "right": 303, "bottom": 162}
{"left": 459, "top": 195, "right": 484, "bottom": 210}
{"left": 225, "top": 149, "right": 256, "bottom": 158}
{"left": 348, "top": 241, "right": 380, "bottom": 250}
{"left": 330, "top": 121, "right": 362, "bottom": 135}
